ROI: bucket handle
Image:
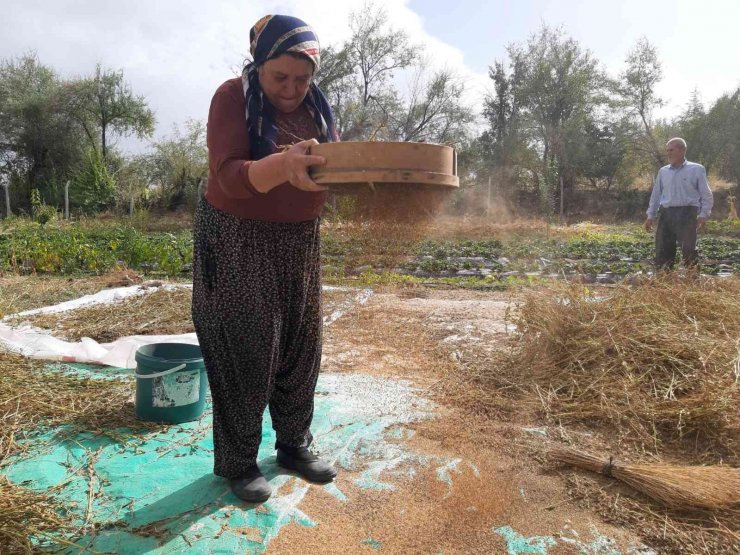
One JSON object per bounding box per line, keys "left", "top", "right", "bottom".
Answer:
{"left": 134, "top": 363, "right": 186, "bottom": 379}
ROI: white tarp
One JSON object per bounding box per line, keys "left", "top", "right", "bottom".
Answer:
{"left": 0, "top": 283, "right": 371, "bottom": 369}
{"left": 7, "top": 282, "right": 191, "bottom": 319}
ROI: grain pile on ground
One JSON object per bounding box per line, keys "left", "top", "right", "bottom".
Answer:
{"left": 17, "top": 287, "right": 194, "bottom": 342}
{"left": 472, "top": 275, "right": 740, "bottom": 463}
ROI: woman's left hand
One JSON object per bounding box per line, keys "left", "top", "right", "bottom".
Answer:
{"left": 283, "top": 139, "right": 327, "bottom": 192}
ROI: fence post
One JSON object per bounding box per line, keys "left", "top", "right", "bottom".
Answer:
{"left": 487, "top": 175, "right": 492, "bottom": 216}
{"left": 2, "top": 183, "right": 10, "bottom": 218}
{"left": 559, "top": 176, "right": 564, "bottom": 225}
{"left": 64, "top": 180, "right": 70, "bottom": 219}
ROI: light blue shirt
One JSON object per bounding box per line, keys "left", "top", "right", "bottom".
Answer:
{"left": 647, "top": 160, "right": 713, "bottom": 219}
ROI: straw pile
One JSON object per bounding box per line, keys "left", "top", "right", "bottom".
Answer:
{"left": 0, "top": 477, "right": 75, "bottom": 554}
{"left": 549, "top": 447, "right": 740, "bottom": 510}
{"left": 17, "top": 287, "right": 194, "bottom": 342}
{"left": 500, "top": 275, "right": 740, "bottom": 461}
{"left": 0, "top": 275, "right": 106, "bottom": 319}
{"left": 0, "top": 350, "right": 162, "bottom": 552}
{"left": 0, "top": 351, "right": 159, "bottom": 459}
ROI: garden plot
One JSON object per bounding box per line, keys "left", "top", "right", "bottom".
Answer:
{"left": 329, "top": 229, "right": 740, "bottom": 282}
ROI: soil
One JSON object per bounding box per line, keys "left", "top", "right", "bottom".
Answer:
{"left": 269, "top": 288, "right": 654, "bottom": 554}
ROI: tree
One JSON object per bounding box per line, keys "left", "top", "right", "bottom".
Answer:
{"left": 145, "top": 119, "right": 207, "bottom": 210}
{"left": 387, "top": 65, "right": 474, "bottom": 144}
{"left": 314, "top": 44, "right": 356, "bottom": 138}
{"left": 329, "top": 2, "right": 420, "bottom": 140}
{"left": 67, "top": 64, "right": 155, "bottom": 161}
{"left": 482, "top": 60, "right": 533, "bottom": 167}
{"left": 0, "top": 53, "right": 86, "bottom": 211}
{"left": 314, "top": 44, "right": 354, "bottom": 98}
{"left": 115, "top": 155, "right": 150, "bottom": 215}
{"left": 618, "top": 38, "right": 665, "bottom": 170}
{"left": 348, "top": 2, "right": 419, "bottom": 106}
{"left": 484, "top": 61, "right": 521, "bottom": 153}
{"left": 572, "top": 117, "right": 635, "bottom": 191}
{"left": 700, "top": 89, "right": 740, "bottom": 183}
{"left": 507, "top": 25, "right": 608, "bottom": 199}
{"left": 68, "top": 147, "right": 116, "bottom": 214}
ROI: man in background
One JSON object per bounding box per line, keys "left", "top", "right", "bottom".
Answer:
{"left": 644, "top": 138, "right": 713, "bottom": 269}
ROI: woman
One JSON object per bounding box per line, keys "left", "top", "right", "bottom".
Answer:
{"left": 192, "top": 14, "right": 338, "bottom": 503}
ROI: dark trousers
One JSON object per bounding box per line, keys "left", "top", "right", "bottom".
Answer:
{"left": 191, "top": 199, "right": 322, "bottom": 479}
{"left": 655, "top": 206, "right": 699, "bottom": 269}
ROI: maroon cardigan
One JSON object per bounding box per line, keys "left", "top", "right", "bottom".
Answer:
{"left": 204, "top": 77, "right": 327, "bottom": 222}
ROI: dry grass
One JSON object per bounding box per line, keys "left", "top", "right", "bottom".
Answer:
{"left": 474, "top": 275, "right": 740, "bottom": 463}
{"left": 16, "top": 287, "right": 194, "bottom": 342}
{"left": 0, "top": 476, "right": 77, "bottom": 554}
{"left": 13, "top": 286, "right": 367, "bottom": 343}
{"left": 564, "top": 473, "right": 740, "bottom": 554}
{"left": 0, "top": 276, "right": 108, "bottom": 319}
{"left": 0, "top": 351, "right": 165, "bottom": 552}
{"left": 0, "top": 351, "right": 160, "bottom": 462}
{"left": 433, "top": 275, "right": 740, "bottom": 551}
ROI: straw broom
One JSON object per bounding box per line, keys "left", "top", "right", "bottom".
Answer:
{"left": 549, "top": 447, "right": 740, "bottom": 510}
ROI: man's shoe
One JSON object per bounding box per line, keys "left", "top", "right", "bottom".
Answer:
{"left": 229, "top": 466, "right": 272, "bottom": 503}
{"left": 277, "top": 446, "right": 337, "bottom": 483}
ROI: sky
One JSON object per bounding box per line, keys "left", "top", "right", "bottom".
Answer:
{"left": 2, "top": 0, "right": 738, "bottom": 153}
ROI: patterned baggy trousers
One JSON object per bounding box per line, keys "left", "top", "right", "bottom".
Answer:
{"left": 192, "top": 199, "right": 322, "bottom": 479}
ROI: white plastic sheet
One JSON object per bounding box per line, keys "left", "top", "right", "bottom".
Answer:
{"left": 0, "top": 283, "right": 372, "bottom": 369}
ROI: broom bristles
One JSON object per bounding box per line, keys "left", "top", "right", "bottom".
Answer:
{"left": 549, "top": 447, "right": 740, "bottom": 510}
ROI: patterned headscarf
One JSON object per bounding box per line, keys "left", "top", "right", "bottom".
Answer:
{"left": 242, "top": 15, "right": 337, "bottom": 160}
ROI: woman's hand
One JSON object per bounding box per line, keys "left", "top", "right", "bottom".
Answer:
{"left": 283, "top": 139, "right": 327, "bottom": 192}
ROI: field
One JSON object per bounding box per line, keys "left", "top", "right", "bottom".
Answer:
{"left": 1, "top": 214, "right": 739, "bottom": 554}
{"left": 1, "top": 215, "right": 738, "bottom": 284}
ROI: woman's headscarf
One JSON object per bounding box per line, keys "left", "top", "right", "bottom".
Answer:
{"left": 242, "top": 15, "right": 337, "bottom": 160}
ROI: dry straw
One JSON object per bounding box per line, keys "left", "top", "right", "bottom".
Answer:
{"left": 16, "top": 286, "right": 194, "bottom": 342}
{"left": 564, "top": 471, "right": 739, "bottom": 554}
{"left": 549, "top": 447, "right": 740, "bottom": 510}
{"left": 505, "top": 274, "right": 740, "bottom": 461}
{"left": 0, "top": 351, "right": 163, "bottom": 551}
{"left": 0, "top": 476, "right": 76, "bottom": 554}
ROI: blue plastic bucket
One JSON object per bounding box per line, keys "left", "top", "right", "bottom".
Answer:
{"left": 134, "top": 343, "right": 208, "bottom": 424}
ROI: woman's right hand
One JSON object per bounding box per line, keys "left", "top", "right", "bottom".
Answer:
{"left": 283, "top": 139, "right": 327, "bottom": 192}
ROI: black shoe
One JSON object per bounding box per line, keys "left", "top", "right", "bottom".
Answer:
{"left": 277, "top": 446, "right": 337, "bottom": 483}
{"left": 229, "top": 466, "right": 272, "bottom": 503}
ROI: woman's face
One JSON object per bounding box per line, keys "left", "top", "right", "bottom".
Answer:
{"left": 258, "top": 54, "right": 314, "bottom": 114}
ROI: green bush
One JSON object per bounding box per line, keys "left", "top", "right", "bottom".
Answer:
{"left": 69, "top": 150, "right": 116, "bottom": 214}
